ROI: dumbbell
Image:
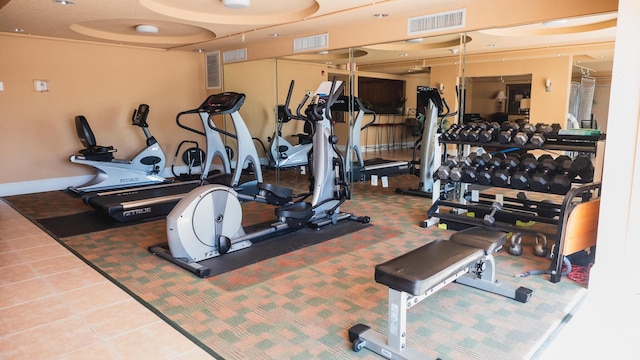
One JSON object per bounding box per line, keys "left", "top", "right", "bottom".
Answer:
{"left": 570, "top": 155, "right": 595, "bottom": 182}
{"left": 529, "top": 123, "right": 562, "bottom": 147}
{"left": 458, "top": 122, "right": 481, "bottom": 142}
{"left": 530, "top": 157, "right": 559, "bottom": 192}
{"left": 477, "top": 154, "right": 505, "bottom": 186}
{"left": 466, "top": 123, "right": 488, "bottom": 142}
{"left": 497, "top": 122, "right": 520, "bottom": 144}
{"left": 548, "top": 155, "right": 575, "bottom": 194}
{"left": 482, "top": 201, "right": 503, "bottom": 226}
{"left": 441, "top": 124, "right": 461, "bottom": 141}
{"left": 513, "top": 123, "right": 537, "bottom": 146}
{"left": 449, "top": 157, "right": 474, "bottom": 182}
{"left": 491, "top": 155, "right": 520, "bottom": 187}
{"left": 510, "top": 155, "right": 538, "bottom": 190}
{"left": 434, "top": 158, "right": 458, "bottom": 180}
{"left": 478, "top": 122, "right": 501, "bottom": 142}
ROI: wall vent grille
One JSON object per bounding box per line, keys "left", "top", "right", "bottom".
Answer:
{"left": 223, "top": 48, "right": 247, "bottom": 63}
{"left": 206, "top": 51, "right": 221, "bottom": 89}
{"left": 407, "top": 9, "right": 466, "bottom": 35}
{"left": 293, "top": 33, "right": 329, "bottom": 53}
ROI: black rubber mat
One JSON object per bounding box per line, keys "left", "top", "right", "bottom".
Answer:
{"left": 36, "top": 211, "right": 158, "bottom": 238}
{"left": 149, "top": 220, "right": 371, "bottom": 278}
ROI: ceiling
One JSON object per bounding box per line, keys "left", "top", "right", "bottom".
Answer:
{"left": 0, "top": 0, "right": 617, "bottom": 76}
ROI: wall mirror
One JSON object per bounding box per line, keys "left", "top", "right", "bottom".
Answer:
{"left": 219, "top": 13, "right": 616, "bottom": 187}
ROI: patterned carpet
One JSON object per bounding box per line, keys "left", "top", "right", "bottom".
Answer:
{"left": 4, "top": 170, "right": 588, "bottom": 360}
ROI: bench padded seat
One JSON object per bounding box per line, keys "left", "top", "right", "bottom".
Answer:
{"left": 375, "top": 228, "right": 506, "bottom": 296}
{"left": 450, "top": 227, "right": 506, "bottom": 254}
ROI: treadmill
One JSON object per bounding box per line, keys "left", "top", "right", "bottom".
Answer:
{"left": 335, "top": 96, "right": 410, "bottom": 181}
{"left": 83, "top": 92, "right": 263, "bottom": 222}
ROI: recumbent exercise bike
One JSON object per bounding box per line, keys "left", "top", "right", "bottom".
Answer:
{"left": 68, "top": 103, "right": 167, "bottom": 194}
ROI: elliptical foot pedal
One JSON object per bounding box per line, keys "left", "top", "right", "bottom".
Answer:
{"left": 275, "top": 202, "right": 314, "bottom": 229}
{"left": 258, "top": 182, "right": 294, "bottom": 205}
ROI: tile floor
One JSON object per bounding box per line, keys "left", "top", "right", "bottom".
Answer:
{"left": 0, "top": 200, "right": 213, "bottom": 360}
{"left": 0, "top": 147, "right": 415, "bottom": 360}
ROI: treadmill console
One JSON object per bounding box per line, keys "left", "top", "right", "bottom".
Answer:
{"left": 198, "top": 92, "right": 246, "bottom": 114}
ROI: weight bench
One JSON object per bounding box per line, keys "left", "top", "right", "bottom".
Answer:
{"left": 348, "top": 227, "right": 532, "bottom": 359}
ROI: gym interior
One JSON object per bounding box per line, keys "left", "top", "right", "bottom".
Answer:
{"left": 1, "top": 0, "right": 638, "bottom": 359}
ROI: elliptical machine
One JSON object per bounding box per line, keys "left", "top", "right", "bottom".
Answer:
{"left": 69, "top": 103, "right": 167, "bottom": 194}
{"left": 149, "top": 78, "right": 370, "bottom": 277}
{"left": 267, "top": 105, "right": 313, "bottom": 169}
{"left": 395, "top": 87, "right": 455, "bottom": 198}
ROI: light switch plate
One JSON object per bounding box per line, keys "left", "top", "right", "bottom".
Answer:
{"left": 34, "top": 80, "right": 49, "bottom": 92}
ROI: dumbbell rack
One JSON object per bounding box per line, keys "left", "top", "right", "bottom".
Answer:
{"left": 424, "top": 131, "right": 605, "bottom": 283}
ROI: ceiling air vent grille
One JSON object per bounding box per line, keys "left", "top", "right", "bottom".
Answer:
{"left": 293, "top": 33, "right": 329, "bottom": 53}
{"left": 206, "top": 51, "right": 221, "bottom": 89}
{"left": 407, "top": 9, "right": 466, "bottom": 35}
{"left": 223, "top": 48, "right": 247, "bottom": 63}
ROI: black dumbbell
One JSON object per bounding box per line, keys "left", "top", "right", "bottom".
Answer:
{"left": 513, "top": 123, "right": 537, "bottom": 146}
{"left": 511, "top": 156, "right": 538, "bottom": 190}
{"left": 458, "top": 122, "right": 481, "bottom": 142}
{"left": 449, "top": 157, "right": 474, "bottom": 182}
{"left": 479, "top": 122, "right": 501, "bottom": 143}
{"left": 530, "top": 157, "right": 559, "bottom": 192}
{"left": 530, "top": 123, "right": 562, "bottom": 147}
{"left": 441, "top": 124, "right": 461, "bottom": 141}
{"left": 467, "top": 123, "right": 488, "bottom": 142}
{"left": 482, "top": 201, "right": 503, "bottom": 226}
{"left": 548, "top": 155, "right": 575, "bottom": 194}
{"left": 477, "top": 154, "right": 505, "bottom": 186}
{"left": 492, "top": 155, "right": 520, "bottom": 187}
{"left": 570, "top": 155, "right": 595, "bottom": 182}
{"left": 435, "top": 158, "right": 458, "bottom": 180}
{"left": 497, "top": 122, "right": 520, "bottom": 144}
{"left": 472, "top": 153, "right": 491, "bottom": 168}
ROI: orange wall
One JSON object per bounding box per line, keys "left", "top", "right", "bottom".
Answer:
{"left": 0, "top": 34, "right": 205, "bottom": 188}
{"left": 431, "top": 55, "right": 573, "bottom": 127}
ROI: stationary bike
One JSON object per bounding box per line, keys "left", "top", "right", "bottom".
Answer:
{"left": 152, "top": 79, "right": 369, "bottom": 277}
{"left": 267, "top": 104, "right": 313, "bottom": 169}
{"left": 69, "top": 103, "right": 167, "bottom": 194}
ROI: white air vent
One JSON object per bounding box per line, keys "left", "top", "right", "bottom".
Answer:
{"left": 206, "top": 51, "right": 221, "bottom": 89}
{"left": 408, "top": 9, "right": 466, "bottom": 35}
{"left": 223, "top": 48, "right": 247, "bottom": 63}
{"left": 293, "top": 33, "right": 329, "bottom": 53}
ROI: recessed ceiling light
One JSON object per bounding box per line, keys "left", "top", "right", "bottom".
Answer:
{"left": 487, "top": 43, "right": 497, "bottom": 48}
{"left": 136, "top": 24, "right": 159, "bottom": 34}
{"left": 269, "top": 33, "right": 280, "bottom": 37}
{"left": 53, "top": 0, "right": 74, "bottom": 4}
{"left": 222, "top": 0, "right": 250, "bottom": 9}
{"left": 543, "top": 19, "right": 568, "bottom": 27}
{"left": 400, "top": 53, "right": 408, "bottom": 57}
{"left": 373, "top": 13, "right": 388, "bottom": 18}
{"left": 194, "top": 49, "right": 205, "bottom": 53}
{"left": 12, "top": 28, "right": 25, "bottom": 33}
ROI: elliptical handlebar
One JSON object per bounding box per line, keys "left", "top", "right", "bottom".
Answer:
{"left": 281, "top": 80, "right": 309, "bottom": 121}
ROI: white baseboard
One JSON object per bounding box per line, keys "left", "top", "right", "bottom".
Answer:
{"left": 0, "top": 176, "right": 86, "bottom": 197}
{"left": 0, "top": 165, "right": 226, "bottom": 197}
